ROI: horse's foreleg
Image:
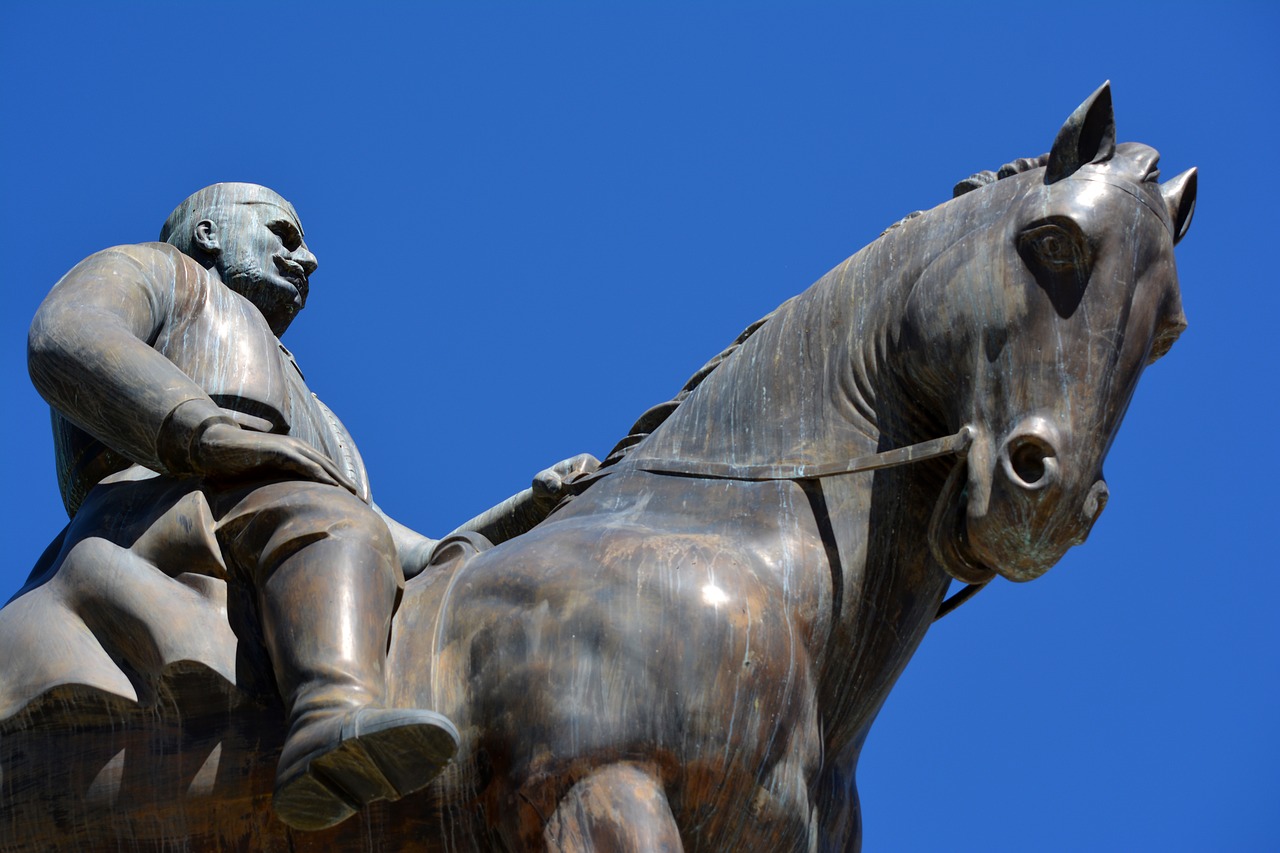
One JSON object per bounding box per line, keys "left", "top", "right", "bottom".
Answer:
{"left": 542, "top": 762, "right": 682, "bottom": 852}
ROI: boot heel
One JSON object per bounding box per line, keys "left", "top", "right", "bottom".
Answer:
{"left": 351, "top": 708, "right": 460, "bottom": 798}
{"left": 273, "top": 761, "right": 362, "bottom": 831}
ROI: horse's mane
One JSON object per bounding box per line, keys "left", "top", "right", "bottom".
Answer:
{"left": 596, "top": 309, "right": 776, "bottom": 469}
{"left": 591, "top": 151, "right": 1050, "bottom": 476}
{"left": 951, "top": 153, "right": 1049, "bottom": 197}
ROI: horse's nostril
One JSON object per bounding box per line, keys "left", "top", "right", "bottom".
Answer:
{"left": 1008, "top": 436, "right": 1054, "bottom": 488}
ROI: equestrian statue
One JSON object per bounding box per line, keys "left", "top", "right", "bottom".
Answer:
{"left": 0, "top": 83, "right": 1196, "bottom": 851}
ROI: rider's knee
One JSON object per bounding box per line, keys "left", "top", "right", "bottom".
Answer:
{"left": 224, "top": 481, "right": 396, "bottom": 581}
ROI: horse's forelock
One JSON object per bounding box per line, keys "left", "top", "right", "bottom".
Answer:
{"left": 1103, "top": 142, "right": 1162, "bottom": 183}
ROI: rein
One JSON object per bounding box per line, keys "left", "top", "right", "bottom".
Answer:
{"left": 631, "top": 426, "right": 989, "bottom": 621}
{"left": 635, "top": 426, "right": 974, "bottom": 481}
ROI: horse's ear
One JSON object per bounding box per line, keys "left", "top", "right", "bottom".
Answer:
{"left": 1045, "top": 81, "right": 1117, "bottom": 184}
{"left": 1161, "top": 167, "right": 1197, "bottom": 244}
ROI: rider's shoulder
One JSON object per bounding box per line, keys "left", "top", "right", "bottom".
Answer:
{"left": 70, "top": 241, "right": 200, "bottom": 275}
{"left": 73, "top": 242, "right": 213, "bottom": 291}
{"left": 131, "top": 241, "right": 202, "bottom": 270}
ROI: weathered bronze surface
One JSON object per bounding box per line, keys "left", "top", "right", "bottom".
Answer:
{"left": 0, "top": 83, "right": 1195, "bottom": 851}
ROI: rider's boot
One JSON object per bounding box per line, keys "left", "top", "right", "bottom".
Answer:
{"left": 262, "top": 537, "right": 459, "bottom": 831}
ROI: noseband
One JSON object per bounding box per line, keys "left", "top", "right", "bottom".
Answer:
{"left": 633, "top": 426, "right": 988, "bottom": 621}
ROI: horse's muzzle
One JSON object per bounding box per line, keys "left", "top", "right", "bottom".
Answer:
{"left": 956, "top": 419, "right": 1109, "bottom": 582}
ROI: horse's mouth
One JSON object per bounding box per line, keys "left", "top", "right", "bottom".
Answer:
{"left": 928, "top": 458, "right": 998, "bottom": 585}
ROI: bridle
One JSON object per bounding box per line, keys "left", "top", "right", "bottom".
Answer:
{"left": 628, "top": 425, "right": 990, "bottom": 621}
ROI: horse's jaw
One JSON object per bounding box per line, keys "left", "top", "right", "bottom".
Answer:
{"left": 928, "top": 420, "right": 1110, "bottom": 584}
{"left": 927, "top": 450, "right": 998, "bottom": 585}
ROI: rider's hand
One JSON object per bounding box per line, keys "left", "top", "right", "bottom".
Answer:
{"left": 193, "top": 421, "right": 360, "bottom": 495}
{"left": 531, "top": 453, "right": 600, "bottom": 503}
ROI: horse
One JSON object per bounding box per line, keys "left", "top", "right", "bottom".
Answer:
{"left": 0, "top": 83, "right": 1195, "bottom": 851}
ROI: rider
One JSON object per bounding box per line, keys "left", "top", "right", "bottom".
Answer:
{"left": 27, "top": 183, "right": 591, "bottom": 831}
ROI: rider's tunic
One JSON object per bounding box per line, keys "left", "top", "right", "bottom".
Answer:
{"left": 30, "top": 242, "right": 371, "bottom": 518}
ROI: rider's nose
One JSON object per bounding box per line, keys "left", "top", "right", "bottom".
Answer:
{"left": 1000, "top": 419, "right": 1060, "bottom": 492}
{"left": 293, "top": 244, "right": 318, "bottom": 276}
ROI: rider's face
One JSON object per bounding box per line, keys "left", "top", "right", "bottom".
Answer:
{"left": 214, "top": 202, "right": 319, "bottom": 337}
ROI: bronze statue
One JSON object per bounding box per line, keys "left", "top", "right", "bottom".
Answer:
{"left": 0, "top": 83, "right": 1196, "bottom": 851}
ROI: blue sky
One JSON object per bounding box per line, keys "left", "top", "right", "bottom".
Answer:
{"left": 1, "top": 4, "right": 1275, "bottom": 850}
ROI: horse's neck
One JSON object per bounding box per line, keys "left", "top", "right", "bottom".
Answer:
{"left": 811, "top": 466, "right": 952, "bottom": 752}
{"left": 628, "top": 227, "right": 959, "bottom": 751}
{"left": 631, "top": 238, "right": 921, "bottom": 476}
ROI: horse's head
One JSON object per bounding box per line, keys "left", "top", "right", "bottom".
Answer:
{"left": 901, "top": 83, "right": 1196, "bottom": 584}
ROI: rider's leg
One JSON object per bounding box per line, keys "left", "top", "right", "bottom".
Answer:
{"left": 542, "top": 762, "right": 683, "bottom": 852}
{"left": 217, "top": 481, "right": 458, "bottom": 831}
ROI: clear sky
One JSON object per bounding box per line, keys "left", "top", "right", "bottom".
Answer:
{"left": 1, "top": 3, "right": 1275, "bottom": 850}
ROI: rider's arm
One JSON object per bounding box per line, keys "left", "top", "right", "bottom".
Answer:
{"left": 373, "top": 486, "right": 561, "bottom": 581}
{"left": 444, "top": 488, "right": 557, "bottom": 546}
{"left": 446, "top": 453, "right": 600, "bottom": 543}
{"left": 27, "top": 244, "right": 235, "bottom": 476}
{"left": 375, "top": 454, "right": 600, "bottom": 580}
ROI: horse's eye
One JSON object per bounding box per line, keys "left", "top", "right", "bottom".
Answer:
{"left": 1032, "top": 232, "right": 1070, "bottom": 267}
{"left": 1020, "top": 222, "right": 1088, "bottom": 271}
{"left": 1016, "top": 218, "right": 1094, "bottom": 317}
